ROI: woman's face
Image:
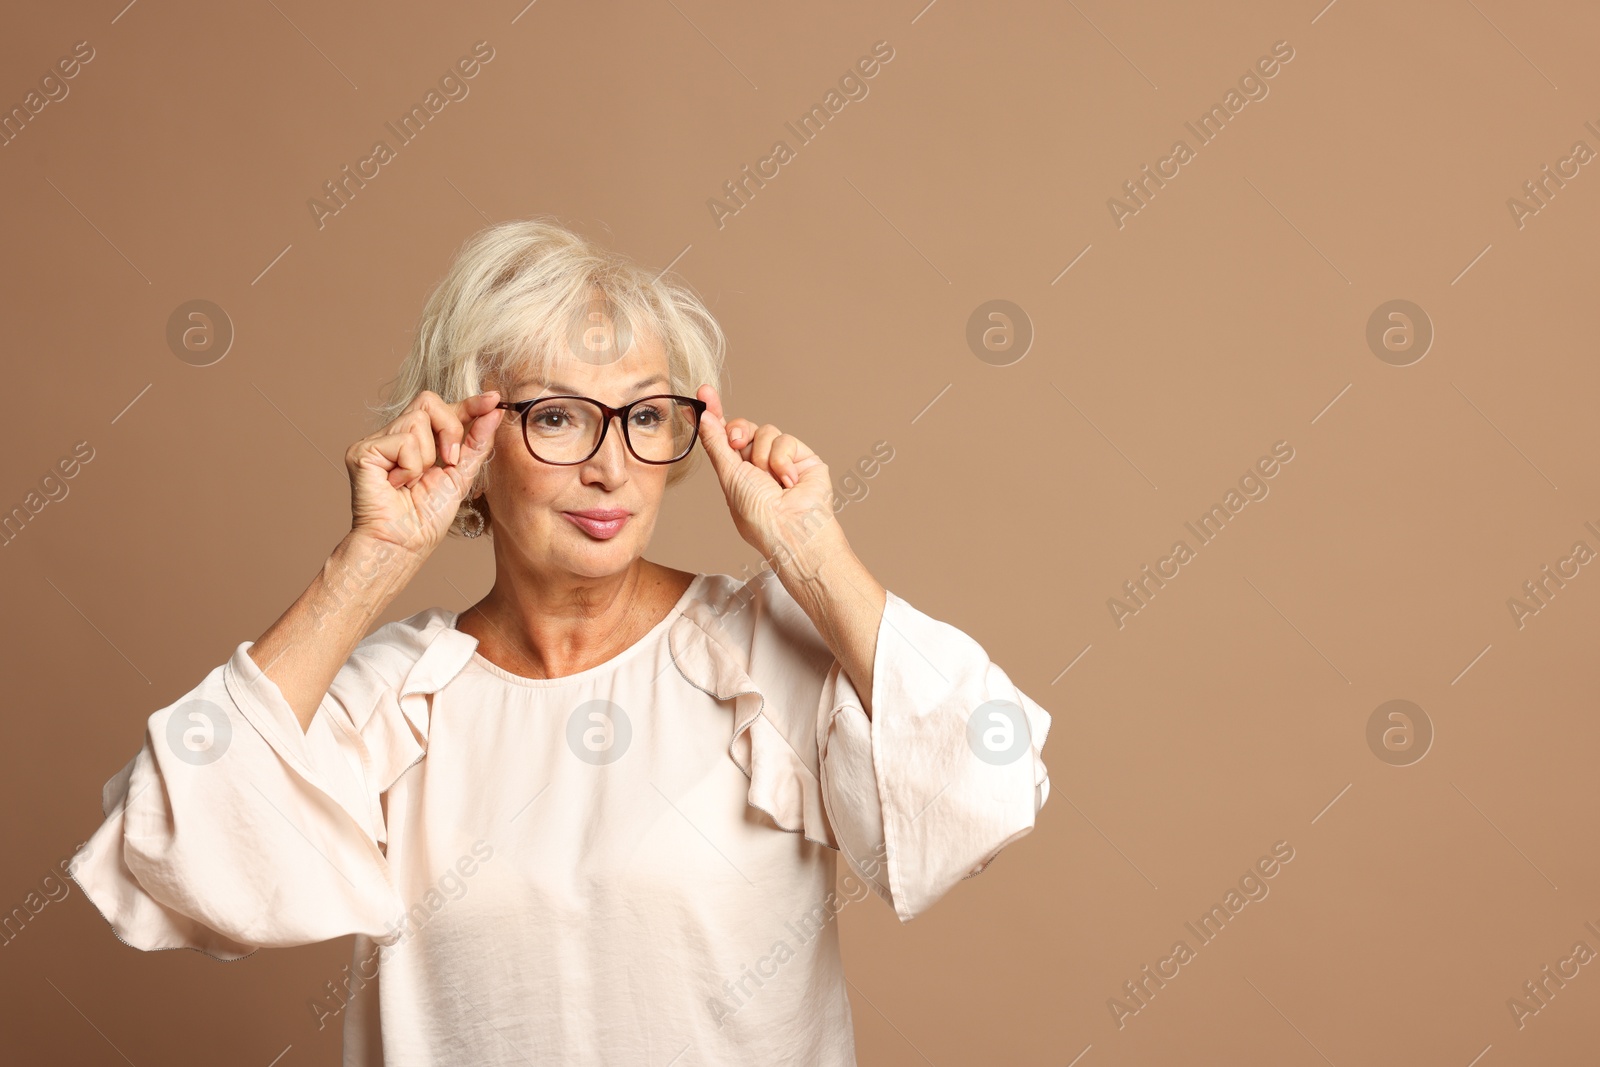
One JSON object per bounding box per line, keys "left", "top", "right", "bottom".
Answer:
{"left": 483, "top": 331, "right": 677, "bottom": 582}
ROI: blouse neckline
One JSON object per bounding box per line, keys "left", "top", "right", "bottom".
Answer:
{"left": 448, "top": 572, "right": 706, "bottom": 689}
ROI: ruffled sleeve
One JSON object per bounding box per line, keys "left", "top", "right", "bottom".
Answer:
{"left": 67, "top": 607, "right": 478, "bottom": 960}
{"left": 668, "top": 573, "right": 1051, "bottom": 923}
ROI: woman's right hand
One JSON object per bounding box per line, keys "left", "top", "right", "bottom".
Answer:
{"left": 345, "top": 389, "right": 504, "bottom": 558}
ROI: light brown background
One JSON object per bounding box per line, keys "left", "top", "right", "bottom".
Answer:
{"left": 3, "top": 0, "right": 1597, "bottom": 1063}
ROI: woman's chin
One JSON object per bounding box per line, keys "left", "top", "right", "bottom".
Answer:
{"left": 556, "top": 533, "right": 642, "bottom": 577}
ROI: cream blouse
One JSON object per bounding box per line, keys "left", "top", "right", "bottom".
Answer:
{"left": 70, "top": 571, "right": 1052, "bottom": 1065}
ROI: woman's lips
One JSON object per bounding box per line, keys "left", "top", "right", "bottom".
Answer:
{"left": 562, "top": 509, "right": 631, "bottom": 539}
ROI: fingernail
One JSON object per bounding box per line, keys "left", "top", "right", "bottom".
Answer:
{"left": 448, "top": 442, "right": 460, "bottom": 465}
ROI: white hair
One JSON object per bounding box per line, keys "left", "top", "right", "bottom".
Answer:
{"left": 371, "top": 216, "right": 727, "bottom": 537}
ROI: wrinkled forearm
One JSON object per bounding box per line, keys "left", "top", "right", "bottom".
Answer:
{"left": 767, "top": 519, "right": 886, "bottom": 718}
{"left": 248, "top": 532, "right": 424, "bottom": 733}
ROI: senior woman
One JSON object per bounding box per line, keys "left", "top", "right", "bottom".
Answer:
{"left": 69, "top": 219, "right": 1053, "bottom": 1066}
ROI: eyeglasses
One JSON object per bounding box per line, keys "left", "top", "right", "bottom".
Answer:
{"left": 495, "top": 394, "right": 708, "bottom": 465}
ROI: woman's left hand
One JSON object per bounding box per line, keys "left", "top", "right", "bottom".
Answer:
{"left": 695, "top": 384, "right": 839, "bottom": 561}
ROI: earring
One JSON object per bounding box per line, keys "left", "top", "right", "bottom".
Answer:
{"left": 461, "top": 498, "right": 486, "bottom": 539}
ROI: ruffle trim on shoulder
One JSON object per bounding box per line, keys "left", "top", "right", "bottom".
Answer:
{"left": 667, "top": 591, "right": 840, "bottom": 851}
{"left": 395, "top": 607, "right": 481, "bottom": 741}
{"left": 351, "top": 608, "right": 481, "bottom": 807}
{"left": 226, "top": 605, "right": 481, "bottom": 847}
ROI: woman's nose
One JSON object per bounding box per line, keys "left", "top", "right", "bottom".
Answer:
{"left": 589, "top": 415, "right": 631, "bottom": 469}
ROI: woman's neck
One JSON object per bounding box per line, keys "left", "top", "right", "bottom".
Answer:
{"left": 458, "top": 558, "right": 692, "bottom": 679}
